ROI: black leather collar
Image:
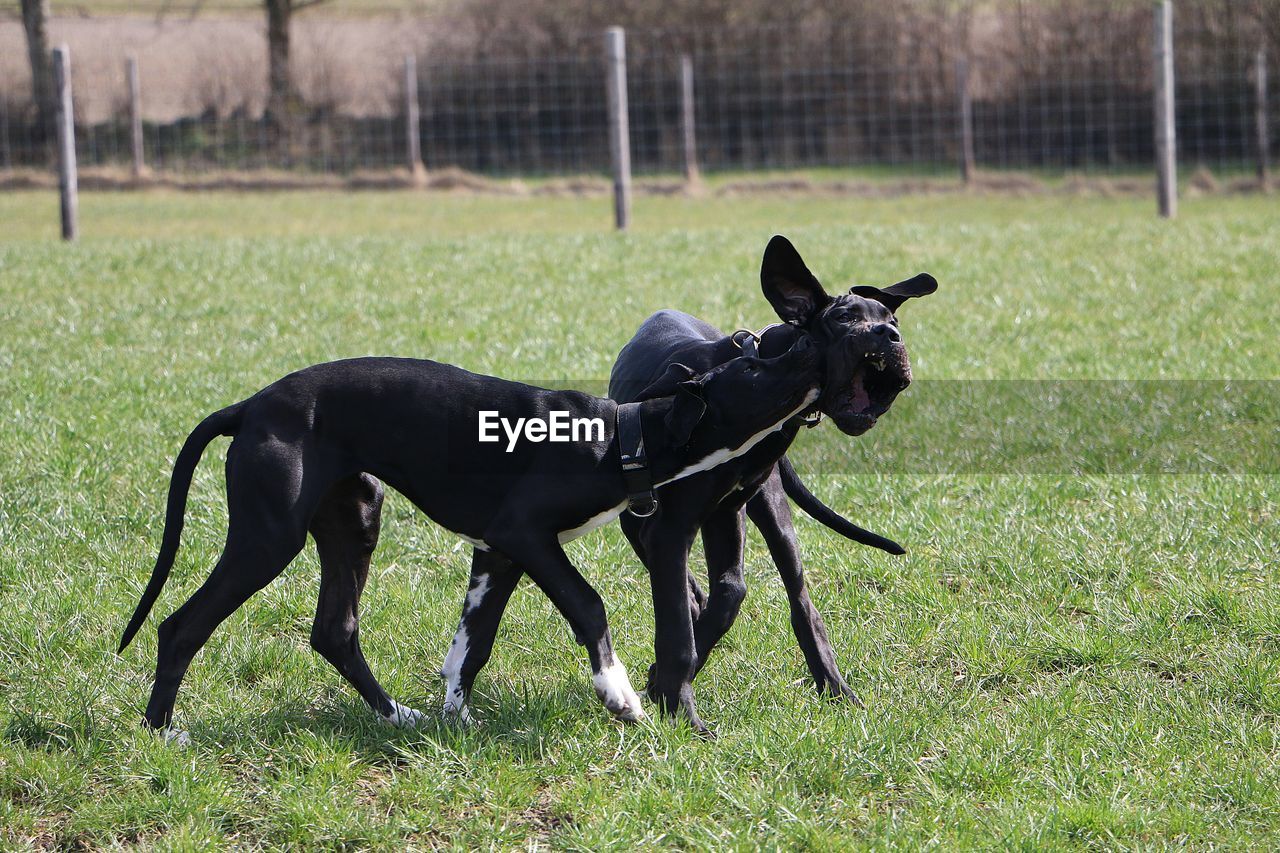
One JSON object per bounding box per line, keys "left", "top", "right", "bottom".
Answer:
{"left": 616, "top": 402, "right": 658, "bottom": 517}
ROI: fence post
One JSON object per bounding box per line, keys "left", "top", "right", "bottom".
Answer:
{"left": 1256, "top": 48, "right": 1270, "bottom": 191}
{"left": 604, "top": 26, "right": 631, "bottom": 231}
{"left": 680, "top": 53, "right": 699, "bottom": 184}
{"left": 404, "top": 54, "right": 426, "bottom": 183}
{"left": 126, "top": 55, "right": 145, "bottom": 179}
{"left": 956, "top": 57, "right": 976, "bottom": 185}
{"left": 1153, "top": 0, "right": 1177, "bottom": 218}
{"left": 53, "top": 45, "right": 77, "bottom": 241}
{"left": 0, "top": 99, "right": 10, "bottom": 173}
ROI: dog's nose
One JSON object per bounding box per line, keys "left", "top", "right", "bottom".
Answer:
{"left": 872, "top": 323, "right": 902, "bottom": 344}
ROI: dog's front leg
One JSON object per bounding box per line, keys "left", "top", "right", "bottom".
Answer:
{"left": 440, "top": 549, "right": 524, "bottom": 722}
{"left": 691, "top": 506, "right": 747, "bottom": 676}
{"left": 746, "top": 471, "right": 863, "bottom": 706}
{"left": 639, "top": 520, "right": 711, "bottom": 736}
{"left": 485, "top": 529, "right": 645, "bottom": 723}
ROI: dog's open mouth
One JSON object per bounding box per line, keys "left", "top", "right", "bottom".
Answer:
{"left": 828, "top": 350, "right": 910, "bottom": 435}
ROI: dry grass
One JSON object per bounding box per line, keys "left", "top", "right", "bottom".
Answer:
{"left": 4, "top": 163, "right": 1270, "bottom": 199}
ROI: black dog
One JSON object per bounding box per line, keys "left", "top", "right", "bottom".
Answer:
{"left": 118, "top": 345, "right": 824, "bottom": 737}
{"left": 446, "top": 237, "right": 935, "bottom": 734}
{"left": 603, "top": 236, "right": 936, "bottom": 731}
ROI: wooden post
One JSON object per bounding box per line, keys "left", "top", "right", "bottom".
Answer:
{"left": 404, "top": 54, "right": 426, "bottom": 183}
{"left": 53, "top": 45, "right": 77, "bottom": 241}
{"left": 0, "top": 99, "right": 10, "bottom": 172}
{"left": 680, "top": 53, "right": 699, "bottom": 184}
{"left": 956, "top": 57, "right": 976, "bottom": 185}
{"left": 1153, "top": 0, "right": 1177, "bottom": 218}
{"left": 126, "top": 55, "right": 145, "bottom": 179}
{"left": 1256, "top": 48, "right": 1270, "bottom": 191}
{"left": 604, "top": 26, "right": 631, "bottom": 230}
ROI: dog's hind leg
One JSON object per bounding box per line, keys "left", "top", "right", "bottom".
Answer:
{"left": 308, "top": 474, "right": 421, "bottom": 726}
{"left": 439, "top": 550, "right": 522, "bottom": 721}
{"left": 690, "top": 507, "right": 747, "bottom": 677}
{"left": 484, "top": 530, "right": 645, "bottom": 723}
{"left": 142, "top": 439, "right": 319, "bottom": 734}
{"left": 144, "top": 534, "right": 307, "bottom": 733}
{"left": 746, "top": 469, "right": 862, "bottom": 706}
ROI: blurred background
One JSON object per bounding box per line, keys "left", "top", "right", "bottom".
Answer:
{"left": 1, "top": 0, "right": 1276, "bottom": 192}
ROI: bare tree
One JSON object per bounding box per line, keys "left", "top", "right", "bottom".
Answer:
{"left": 265, "top": 0, "right": 330, "bottom": 124}
{"left": 20, "top": 0, "right": 55, "bottom": 141}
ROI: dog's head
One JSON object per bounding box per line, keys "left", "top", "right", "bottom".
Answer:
{"left": 761, "top": 235, "right": 936, "bottom": 436}
{"left": 638, "top": 335, "right": 822, "bottom": 452}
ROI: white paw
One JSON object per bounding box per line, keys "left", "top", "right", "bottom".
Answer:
{"left": 381, "top": 701, "right": 425, "bottom": 728}
{"left": 593, "top": 656, "right": 647, "bottom": 722}
{"left": 441, "top": 702, "right": 474, "bottom": 725}
{"left": 160, "top": 727, "right": 191, "bottom": 747}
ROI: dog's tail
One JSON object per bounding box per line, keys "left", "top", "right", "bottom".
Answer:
{"left": 117, "top": 402, "right": 245, "bottom": 654}
{"left": 778, "top": 456, "right": 906, "bottom": 555}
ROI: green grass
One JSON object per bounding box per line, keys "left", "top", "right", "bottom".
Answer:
{"left": 1, "top": 190, "right": 1278, "bottom": 848}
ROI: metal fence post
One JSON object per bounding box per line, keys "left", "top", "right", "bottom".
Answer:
{"left": 956, "top": 57, "right": 976, "bottom": 185}
{"left": 127, "top": 55, "right": 145, "bottom": 179}
{"left": 604, "top": 26, "right": 631, "bottom": 230}
{"left": 1153, "top": 0, "right": 1177, "bottom": 218}
{"left": 1256, "top": 48, "right": 1270, "bottom": 191}
{"left": 680, "top": 54, "right": 699, "bottom": 184}
{"left": 53, "top": 45, "right": 77, "bottom": 241}
{"left": 405, "top": 54, "right": 426, "bottom": 183}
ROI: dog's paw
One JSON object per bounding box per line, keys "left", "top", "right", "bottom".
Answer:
{"left": 593, "top": 657, "right": 647, "bottom": 723}
{"left": 441, "top": 703, "right": 474, "bottom": 726}
{"left": 819, "top": 676, "right": 866, "bottom": 709}
{"left": 160, "top": 727, "right": 191, "bottom": 747}
{"left": 381, "top": 701, "right": 426, "bottom": 728}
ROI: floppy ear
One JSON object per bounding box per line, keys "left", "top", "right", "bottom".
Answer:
{"left": 635, "top": 362, "right": 699, "bottom": 402}
{"left": 761, "top": 235, "right": 831, "bottom": 326}
{"left": 664, "top": 380, "right": 708, "bottom": 448}
{"left": 850, "top": 273, "right": 938, "bottom": 313}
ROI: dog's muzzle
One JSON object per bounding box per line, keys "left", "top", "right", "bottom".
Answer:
{"left": 824, "top": 337, "right": 911, "bottom": 436}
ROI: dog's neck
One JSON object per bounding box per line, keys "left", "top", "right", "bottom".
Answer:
{"left": 754, "top": 323, "right": 807, "bottom": 359}
{"left": 636, "top": 387, "right": 819, "bottom": 489}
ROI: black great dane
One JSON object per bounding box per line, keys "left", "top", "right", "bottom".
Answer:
{"left": 603, "top": 236, "right": 936, "bottom": 733}
{"left": 118, "top": 345, "right": 825, "bottom": 739}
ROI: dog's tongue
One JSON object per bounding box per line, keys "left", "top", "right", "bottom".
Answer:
{"left": 850, "top": 373, "right": 871, "bottom": 412}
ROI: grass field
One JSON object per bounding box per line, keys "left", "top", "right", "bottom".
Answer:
{"left": 1, "top": 190, "right": 1278, "bottom": 848}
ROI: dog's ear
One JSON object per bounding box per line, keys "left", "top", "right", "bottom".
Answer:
{"left": 761, "top": 235, "right": 831, "bottom": 326}
{"left": 850, "top": 273, "right": 938, "bottom": 313}
{"left": 635, "top": 362, "right": 699, "bottom": 402}
{"left": 664, "top": 379, "right": 708, "bottom": 448}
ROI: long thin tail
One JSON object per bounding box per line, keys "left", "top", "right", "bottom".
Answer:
{"left": 117, "top": 402, "right": 245, "bottom": 654}
{"left": 777, "top": 456, "right": 906, "bottom": 555}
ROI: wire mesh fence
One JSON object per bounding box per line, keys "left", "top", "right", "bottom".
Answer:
{"left": 0, "top": 6, "right": 1276, "bottom": 186}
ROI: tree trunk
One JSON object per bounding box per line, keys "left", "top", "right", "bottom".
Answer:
{"left": 21, "top": 0, "right": 55, "bottom": 143}
{"left": 265, "top": 0, "right": 293, "bottom": 125}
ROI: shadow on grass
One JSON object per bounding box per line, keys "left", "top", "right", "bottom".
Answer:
{"left": 4, "top": 678, "right": 644, "bottom": 765}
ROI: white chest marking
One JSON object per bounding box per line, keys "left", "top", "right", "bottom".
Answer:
{"left": 658, "top": 387, "right": 820, "bottom": 487}
{"left": 455, "top": 533, "right": 490, "bottom": 552}
{"left": 558, "top": 502, "right": 628, "bottom": 543}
